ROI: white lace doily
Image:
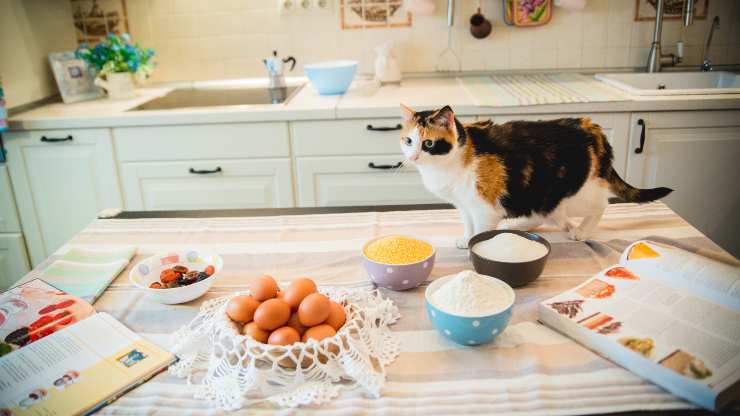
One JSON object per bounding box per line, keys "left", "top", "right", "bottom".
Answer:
{"left": 169, "top": 288, "right": 401, "bottom": 410}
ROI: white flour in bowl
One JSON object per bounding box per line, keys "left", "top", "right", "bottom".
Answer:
{"left": 472, "top": 232, "right": 548, "bottom": 263}
{"left": 431, "top": 270, "right": 513, "bottom": 316}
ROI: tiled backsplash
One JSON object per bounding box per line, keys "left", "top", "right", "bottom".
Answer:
{"left": 125, "top": 0, "right": 740, "bottom": 83}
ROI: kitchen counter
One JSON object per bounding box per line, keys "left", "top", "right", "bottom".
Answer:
{"left": 8, "top": 73, "right": 740, "bottom": 130}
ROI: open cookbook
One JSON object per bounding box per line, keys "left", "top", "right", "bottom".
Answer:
{"left": 0, "top": 279, "right": 175, "bottom": 415}
{"left": 540, "top": 240, "right": 740, "bottom": 411}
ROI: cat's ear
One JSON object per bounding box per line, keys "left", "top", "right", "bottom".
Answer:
{"left": 430, "top": 105, "right": 455, "bottom": 130}
{"left": 400, "top": 103, "right": 415, "bottom": 121}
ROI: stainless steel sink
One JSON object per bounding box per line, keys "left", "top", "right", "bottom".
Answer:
{"left": 130, "top": 84, "right": 300, "bottom": 111}
{"left": 595, "top": 71, "right": 740, "bottom": 96}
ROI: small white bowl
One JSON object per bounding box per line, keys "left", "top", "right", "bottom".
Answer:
{"left": 129, "top": 250, "right": 224, "bottom": 304}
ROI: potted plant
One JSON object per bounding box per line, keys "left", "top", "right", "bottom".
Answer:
{"left": 76, "top": 33, "right": 155, "bottom": 100}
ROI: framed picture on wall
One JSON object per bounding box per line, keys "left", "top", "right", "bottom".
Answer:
{"left": 49, "top": 52, "right": 104, "bottom": 103}
{"left": 635, "top": 0, "right": 708, "bottom": 21}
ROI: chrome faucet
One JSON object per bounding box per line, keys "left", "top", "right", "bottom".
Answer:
{"left": 646, "top": 0, "right": 692, "bottom": 72}
{"left": 701, "top": 16, "right": 720, "bottom": 72}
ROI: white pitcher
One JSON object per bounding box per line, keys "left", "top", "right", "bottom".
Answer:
{"left": 94, "top": 72, "right": 136, "bottom": 100}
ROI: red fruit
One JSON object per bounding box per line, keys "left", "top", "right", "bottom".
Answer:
{"left": 205, "top": 265, "right": 215, "bottom": 276}
{"left": 56, "top": 299, "right": 75, "bottom": 309}
{"left": 160, "top": 269, "right": 179, "bottom": 283}
{"left": 38, "top": 305, "right": 56, "bottom": 314}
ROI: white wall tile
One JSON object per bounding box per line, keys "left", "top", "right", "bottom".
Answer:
{"left": 124, "top": 0, "right": 737, "bottom": 82}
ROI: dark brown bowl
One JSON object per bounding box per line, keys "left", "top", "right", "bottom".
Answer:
{"left": 468, "top": 230, "right": 551, "bottom": 288}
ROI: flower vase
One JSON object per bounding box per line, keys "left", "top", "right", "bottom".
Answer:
{"left": 94, "top": 72, "right": 135, "bottom": 100}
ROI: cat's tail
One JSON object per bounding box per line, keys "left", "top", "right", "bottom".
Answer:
{"left": 606, "top": 168, "right": 673, "bottom": 203}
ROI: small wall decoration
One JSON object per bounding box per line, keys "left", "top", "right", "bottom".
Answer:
{"left": 635, "top": 0, "right": 708, "bottom": 21}
{"left": 71, "top": 0, "right": 130, "bottom": 45}
{"left": 340, "top": 0, "right": 412, "bottom": 29}
{"left": 49, "top": 52, "right": 104, "bottom": 103}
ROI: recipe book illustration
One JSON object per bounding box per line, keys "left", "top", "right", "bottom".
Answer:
{"left": 539, "top": 240, "right": 740, "bottom": 411}
{"left": 0, "top": 281, "right": 175, "bottom": 415}
{"left": 40, "top": 246, "right": 136, "bottom": 303}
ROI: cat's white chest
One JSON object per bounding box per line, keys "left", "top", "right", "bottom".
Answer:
{"left": 417, "top": 163, "right": 474, "bottom": 203}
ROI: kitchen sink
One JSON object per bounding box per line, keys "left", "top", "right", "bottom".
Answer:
{"left": 130, "top": 84, "right": 300, "bottom": 111}
{"left": 595, "top": 71, "right": 740, "bottom": 96}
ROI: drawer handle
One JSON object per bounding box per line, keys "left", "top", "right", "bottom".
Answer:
{"left": 40, "top": 135, "right": 73, "bottom": 143}
{"left": 366, "top": 123, "right": 402, "bottom": 132}
{"left": 189, "top": 167, "right": 222, "bottom": 174}
{"left": 368, "top": 162, "right": 402, "bottom": 170}
{"left": 634, "top": 119, "right": 646, "bottom": 154}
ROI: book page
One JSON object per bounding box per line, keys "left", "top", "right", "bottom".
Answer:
{"left": 620, "top": 241, "right": 740, "bottom": 309}
{"left": 0, "top": 279, "right": 95, "bottom": 356}
{"left": 0, "top": 312, "right": 174, "bottom": 415}
{"left": 541, "top": 264, "right": 740, "bottom": 404}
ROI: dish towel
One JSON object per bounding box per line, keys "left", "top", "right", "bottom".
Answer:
{"left": 41, "top": 247, "right": 136, "bottom": 303}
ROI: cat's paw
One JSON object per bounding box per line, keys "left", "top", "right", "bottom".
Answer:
{"left": 568, "top": 227, "right": 590, "bottom": 241}
{"left": 456, "top": 236, "right": 470, "bottom": 249}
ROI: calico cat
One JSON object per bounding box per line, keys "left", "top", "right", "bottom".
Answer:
{"left": 399, "top": 104, "right": 673, "bottom": 248}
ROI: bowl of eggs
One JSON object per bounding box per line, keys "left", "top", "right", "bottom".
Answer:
{"left": 129, "top": 250, "right": 223, "bottom": 304}
{"left": 362, "top": 235, "right": 435, "bottom": 291}
{"left": 225, "top": 275, "right": 347, "bottom": 367}
{"left": 469, "top": 230, "right": 551, "bottom": 288}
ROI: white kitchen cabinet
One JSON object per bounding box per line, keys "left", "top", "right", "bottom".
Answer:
{"left": 0, "top": 165, "right": 21, "bottom": 233}
{"left": 295, "top": 155, "right": 441, "bottom": 207}
{"left": 0, "top": 234, "right": 30, "bottom": 290}
{"left": 120, "top": 158, "right": 294, "bottom": 210}
{"left": 4, "top": 129, "right": 122, "bottom": 266}
{"left": 491, "top": 113, "right": 631, "bottom": 177}
{"left": 626, "top": 110, "right": 740, "bottom": 257}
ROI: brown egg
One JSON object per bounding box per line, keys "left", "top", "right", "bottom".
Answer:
{"left": 283, "top": 278, "right": 317, "bottom": 311}
{"left": 250, "top": 275, "right": 279, "bottom": 301}
{"left": 253, "top": 298, "right": 291, "bottom": 330}
{"left": 226, "top": 295, "right": 260, "bottom": 324}
{"left": 298, "top": 293, "right": 331, "bottom": 327}
{"left": 302, "top": 324, "right": 336, "bottom": 342}
{"left": 268, "top": 326, "right": 301, "bottom": 346}
{"left": 276, "top": 290, "right": 285, "bottom": 301}
{"left": 286, "top": 312, "right": 307, "bottom": 335}
{"left": 325, "top": 301, "right": 346, "bottom": 331}
{"left": 242, "top": 321, "right": 269, "bottom": 343}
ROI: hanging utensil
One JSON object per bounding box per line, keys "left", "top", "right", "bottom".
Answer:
{"left": 435, "top": 0, "right": 461, "bottom": 72}
{"left": 470, "top": 0, "right": 492, "bottom": 39}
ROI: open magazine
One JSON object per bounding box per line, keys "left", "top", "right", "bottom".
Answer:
{"left": 0, "top": 280, "right": 175, "bottom": 415}
{"left": 539, "top": 240, "right": 740, "bottom": 411}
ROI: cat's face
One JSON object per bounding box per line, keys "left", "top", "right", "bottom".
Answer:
{"left": 400, "top": 104, "right": 460, "bottom": 165}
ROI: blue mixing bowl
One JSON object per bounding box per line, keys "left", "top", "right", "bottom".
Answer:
{"left": 425, "top": 273, "right": 515, "bottom": 346}
{"left": 304, "top": 60, "right": 358, "bottom": 95}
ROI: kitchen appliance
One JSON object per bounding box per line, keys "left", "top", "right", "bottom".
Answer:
{"left": 262, "top": 50, "right": 296, "bottom": 89}
{"left": 374, "top": 42, "right": 401, "bottom": 84}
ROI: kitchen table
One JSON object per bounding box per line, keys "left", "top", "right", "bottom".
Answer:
{"left": 19, "top": 202, "right": 738, "bottom": 415}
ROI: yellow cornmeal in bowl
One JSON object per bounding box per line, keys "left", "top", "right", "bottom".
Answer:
{"left": 364, "top": 236, "right": 434, "bottom": 265}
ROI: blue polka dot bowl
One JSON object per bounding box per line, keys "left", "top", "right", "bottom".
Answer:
{"left": 424, "top": 273, "right": 515, "bottom": 346}
{"left": 362, "top": 236, "right": 435, "bottom": 291}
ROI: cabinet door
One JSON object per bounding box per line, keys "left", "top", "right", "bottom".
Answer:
{"left": 120, "top": 159, "right": 294, "bottom": 210}
{"left": 4, "top": 129, "right": 122, "bottom": 266}
{"left": 493, "top": 113, "right": 631, "bottom": 177}
{"left": 0, "top": 234, "right": 31, "bottom": 290}
{"left": 0, "top": 165, "right": 21, "bottom": 232}
{"left": 626, "top": 111, "right": 740, "bottom": 257}
{"left": 295, "top": 155, "right": 441, "bottom": 207}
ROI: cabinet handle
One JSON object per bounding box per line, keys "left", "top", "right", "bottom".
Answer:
{"left": 368, "top": 162, "right": 402, "bottom": 170}
{"left": 189, "top": 167, "right": 222, "bottom": 174}
{"left": 40, "top": 135, "right": 73, "bottom": 143}
{"left": 634, "top": 119, "right": 646, "bottom": 154}
{"left": 366, "top": 124, "right": 402, "bottom": 132}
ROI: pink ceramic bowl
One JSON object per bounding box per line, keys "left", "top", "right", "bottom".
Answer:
{"left": 361, "top": 236, "right": 435, "bottom": 291}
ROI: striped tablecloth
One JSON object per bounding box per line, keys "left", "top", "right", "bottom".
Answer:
{"left": 24, "top": 202, "right": 738, "bottom": 415}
